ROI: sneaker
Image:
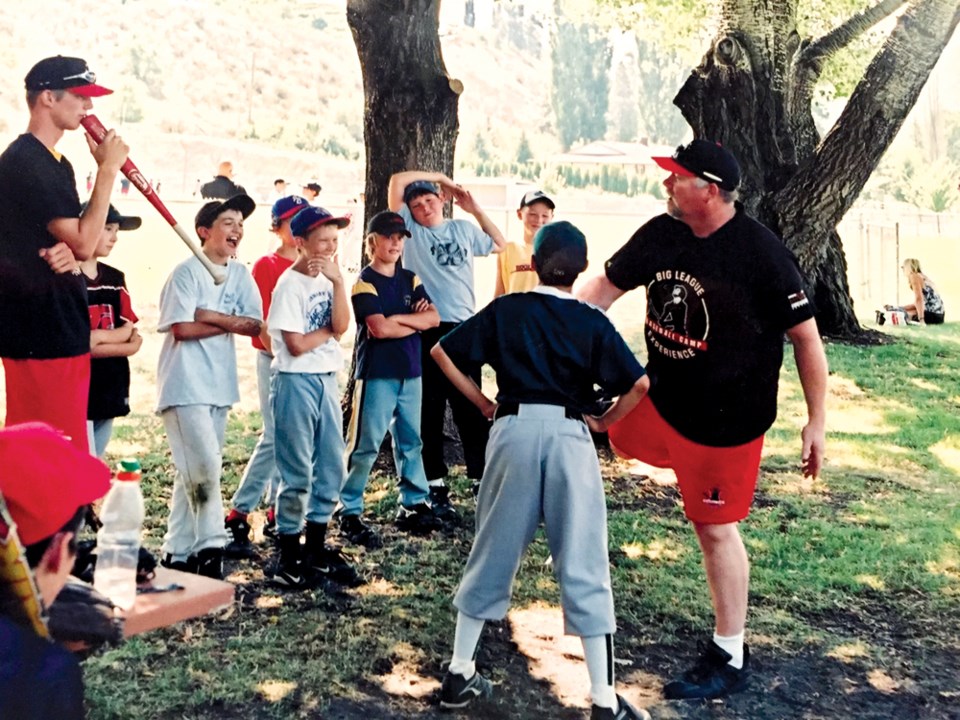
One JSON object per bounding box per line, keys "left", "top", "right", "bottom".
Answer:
{"left": 591, "top": 694, "right": 651, "bottom": 720}
{"left": 337, "top": 513, "right": 383, "bottom": 549}
{"left": 160, "top": 553, "right": 196, "bottom": 574}
{"left": 439, "top": 670, "right": 493, "bottom": 709}
{"left": 265, "top": 534, "right": 306, "bottom": 589}
{"left": 396, "top": 503, "right": 443, "bottom": 536}
{"left": 263, "top": 508, "right": 277, "bottom": 540}
{"left": 306, "top": 546, "right": 364, "bottom": 587}
{"left": 224, "top": 515, "right": 257, "bottom": 559}
{"left": 193, "top": 548, "right": 224, "bottom": 580}
{"left": 663, "top": 640, "right": 750, "bottom": 700}
{"left": 428, "top": 485, "right": 460, "bottom": 525}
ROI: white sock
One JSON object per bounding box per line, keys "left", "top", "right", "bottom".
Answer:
{"left": 713, "top": 631, "right": 745, "bottom": 669}
{"left": 428, "top": 479, "right": 445, "bottom": 488}
{"left": 582, "top": 634, "right": 617, "bottom": 709}
{"left": 448, "top": 612, "right": 485, "bottom": 677}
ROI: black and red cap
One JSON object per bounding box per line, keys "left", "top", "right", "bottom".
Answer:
{"left": 366, "top": 211, "right": 411, "bottom": 238}
{"left": 652, "top": 139, "right": 741, "bottom": 192}
{"left": 25, "top": 56, "right": 113, "bottom": 97}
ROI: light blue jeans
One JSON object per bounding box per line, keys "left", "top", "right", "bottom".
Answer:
{"left": 342, "top": 377, "right": 430, "bottom": 514}
{"left": 272, "top": 371, "right": 345, "bottom": 535}
{"left": 87, "top": 418, "right": 114, "bottom": 459}
{"left": 161, "top": 404, "right": 231, "bottom": 559}
{"left": 230, "top": 351, "right": 280, "bottom": 514}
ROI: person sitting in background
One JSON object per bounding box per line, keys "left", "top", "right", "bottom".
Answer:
{"left": 200, "top": 161, "right": 246, "bottom": 200}
{"left": 0, "top": 422, "right": 111, "bottom": 719}
{"left": 885, "top": 258, "right": 945, "bottom": 325}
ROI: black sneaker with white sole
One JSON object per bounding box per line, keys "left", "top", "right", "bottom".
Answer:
{"left": 264, "top": 533, "right": 306, "bottom": 589}
{"left": 439, "top": 670, "right": 493, "bottom": 709}
{"left": 429, "top": 485, "right": 460, "bottom": 525}
{"left": 224, "top": 515, "right": 257, "bottom": 559}
{"left": 591, "top": 694, "right": 651, "bottom": 720}
{"left": 306, "top": 546, "right": 364, "bottom": 587}
{"left": 663, "top": 640, "right": 750, "bottom": 700}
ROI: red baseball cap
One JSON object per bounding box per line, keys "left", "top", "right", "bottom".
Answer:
{"left": 0, "top": 423, "right": 111, "bottom": 546}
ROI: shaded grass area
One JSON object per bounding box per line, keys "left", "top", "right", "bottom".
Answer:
{"left": 85, "top": 327, "right": 960, "bottom": 719}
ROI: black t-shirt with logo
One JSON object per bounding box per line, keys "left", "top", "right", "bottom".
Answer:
{"left": 0, "top": 134, "right": 88, "bottom": 359}
{"left": 604, "top": 206, "right": 815, "bottom": 446}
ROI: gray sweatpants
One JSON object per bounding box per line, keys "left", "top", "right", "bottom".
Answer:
{"left": 454, "top": 404, "right": 616, "bottom": 637}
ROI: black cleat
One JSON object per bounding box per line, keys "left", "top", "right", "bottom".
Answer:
{"left": 591, "top": 694, "right": 651, "bottom": 719}
{"left": 224, "top": 515, "right": 257, "bottom": 559}
{"left": 337, "top": 513, "right": 383, "bottom": 549}
{"left": 263, "top": 507, "right": 277, "bottom": 540}
{"left": 396, "top": 502, "right": 443, "bottom": 535}
{"left": 428, "top": 485, "right": 460, "bottom": 525}
{"left": 265, "top": 533, "right": 306, "bottom": 589}
{"left": 663, "top": 640, "right": 750, "bottom": 700}
{"left": 193, "top": 547, "right": 224, "bottom": 580}
{"left": 306, "top": 546, "right": 364, "bottom": 587}
{"left": 439, "top": 670, "right": 493, "bottom": 709}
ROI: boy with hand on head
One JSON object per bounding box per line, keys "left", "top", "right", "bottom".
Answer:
{"left": 266, "top": 206, "right": 361, "bottom": 589}
{"left": 387, "top": 171, "right": 506, "bottom": 515}
{"left": 224, "top": 195, "right": 309, "bottom": 558}
{"left": 0, "top": 422, "right": 111, "bottom": 719}
{"left": 494, "top": 189, "right": 555, "bottom": 297}
{"left": 430, "top": 221, "right": 651, "bottom": 719}
{"left": 79, "top": 202, "right": 143, "bottom": 458}
{"left": 156, "top": 195, "right": 263, "bottom": 580}
{"left": 341, "top": 211, "right": 442, "bottom": 548}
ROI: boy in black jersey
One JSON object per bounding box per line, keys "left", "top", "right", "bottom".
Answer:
{"left": 431, "top": 221, "right": 651, "bottom": 719}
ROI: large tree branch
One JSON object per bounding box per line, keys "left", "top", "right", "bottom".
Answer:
{"left": 803, "top": 0, "right": 906, "bottom": 63}
{"left": 777, "top": 0, "right": 960, "bottom": 268}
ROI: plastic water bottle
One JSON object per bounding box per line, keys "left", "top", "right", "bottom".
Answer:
{"left": 93, "top": 458, "right": 145, "bottom": 610}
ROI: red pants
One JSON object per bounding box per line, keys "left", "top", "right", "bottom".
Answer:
{"left": 3, "top": 355, "right": 91, "bottom": 454}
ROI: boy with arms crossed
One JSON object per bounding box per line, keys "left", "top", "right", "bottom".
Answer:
{"left": 341, "top": 211, "right": 442, "bottom": 547}
{"left": 431, "top": 221, "right": 651, "bottom": 719}
{"left": 156, "top": 195, "right": 262, "bottom": 580}
{"left": 224, "top": 195, "right": 309, "bottom": 557}
{"left": 266, "top": 206, "right": 360, "bottom": 589}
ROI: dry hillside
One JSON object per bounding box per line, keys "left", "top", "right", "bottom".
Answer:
{"left": 0, "top": 0, "right": 554, "bottom": 199}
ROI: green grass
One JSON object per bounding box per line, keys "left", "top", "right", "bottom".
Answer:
{"left": 82, "top": 327, "right": 960, "bottom": 719}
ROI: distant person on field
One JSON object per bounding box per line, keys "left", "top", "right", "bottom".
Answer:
{"left": 387, "top": 171, "right": 506, "bottom": 513}
{"left": 268, "top": 178, "right": 288, "bottom": 204}
{"left": 340, "top": 211, "right": 442, "bottom": 549}
{"left": 156, "top": 195, "right": 263, "bottom": 580}
{"left": 0, "top": 422, "right": 110, "bottom": 719}
{"left": 494, "top": 189, "right": 555, "bottom": 297}
{"left": 884, "top": 258, "right": 945, "bottom": 325}
{"left": 79, "top": 202, "right": 143, "bottom": 458}
{"left": 0, "top": 55, "right": 127, "bottom": 453}
{"left": 200, "top": 161, "right": 246, "bottom": 200}
{"left": 302, "top": 181, "right": 322, "bottom": 205}
{"left": 224, "top": 195, "right": 309, "bottom": 558}
{"left": 265, "top": 206, "right": 361, "bottom": 590}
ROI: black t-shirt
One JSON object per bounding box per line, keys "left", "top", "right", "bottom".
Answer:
{"left": 439, "top": 287, "right": 645, "bottom": 412}
{"left": 0, "top": 134, "right": 88, "bottom": 359}
{"left": 200, "top": 176, "right": 246, "bottom": 199}
{"left": 87, "top": 263, "right": 137, "bottom": 420}
{"left": 604, "top": 206, "right": 815, "bottom": 446}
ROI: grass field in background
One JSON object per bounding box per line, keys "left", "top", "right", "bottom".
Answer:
{"left": 79, "top": 324, "right": 960, "bottom": 719}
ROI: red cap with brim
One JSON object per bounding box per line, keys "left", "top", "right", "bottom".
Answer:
{"left": 72, "top": 84, "right": 113, "bottom": 98}
{"left": 652, "top": 155, "right": 697, "bottom": 178}
{"left": 0, "top": 423, "right": 111, "bottom": 546}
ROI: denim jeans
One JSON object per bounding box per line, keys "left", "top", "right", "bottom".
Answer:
{"left": 272, "top": 371, "right": 345, "bottom": 534}
{"left": 342, "top": 376, "right": 430, "bottom": 514}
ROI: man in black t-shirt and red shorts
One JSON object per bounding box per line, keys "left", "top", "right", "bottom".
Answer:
{"left": 579, "top": 140, "right": 828, "bottom": 701}
{"left": 0, "top": 56, "right": 128, "bottom": 452}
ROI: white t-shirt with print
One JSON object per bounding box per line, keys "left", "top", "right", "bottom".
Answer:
{"left": 268, "top": 267, "right": 344, "bottom": 374}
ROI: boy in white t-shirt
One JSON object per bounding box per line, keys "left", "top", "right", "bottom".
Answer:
{"left": 266, "top": 206, "right": 361, "bottom": 589}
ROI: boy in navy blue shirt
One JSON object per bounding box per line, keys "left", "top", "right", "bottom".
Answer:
{"left": 340, "top": 212, "right": 442, "bottom": 546}
{"left": 430, "top": 221, "right": 651, "bottom": 719}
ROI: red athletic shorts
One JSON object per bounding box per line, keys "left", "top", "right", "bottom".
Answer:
{"left": 608, "top": 396, "right": 764, "bottom": 524}
{"left": 3, "top": 355, "right": 91, "bottom": 454}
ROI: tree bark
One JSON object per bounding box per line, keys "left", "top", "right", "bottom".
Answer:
{"left": 674, "top": 0, "right": 960, "bottom": 339}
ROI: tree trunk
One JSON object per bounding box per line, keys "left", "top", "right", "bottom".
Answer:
{"left": 674, "top": 0, "right": 960, "bottom": 339}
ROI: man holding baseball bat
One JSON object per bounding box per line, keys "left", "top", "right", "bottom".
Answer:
{"left": 0, "top": 56, "right": 128, "bottom": 453}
